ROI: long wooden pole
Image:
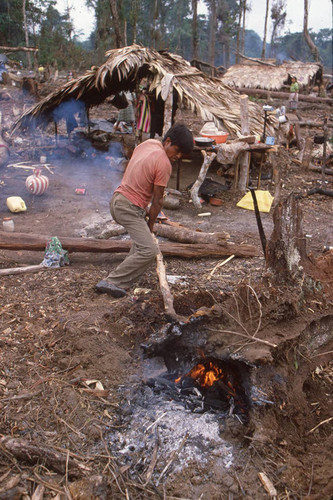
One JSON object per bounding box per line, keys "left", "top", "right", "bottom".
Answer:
{"left": 0, "top": 232, "right": 259, "bottom": 258}
{"left": 235, "top": 87, "right": 332, "bottom": 104}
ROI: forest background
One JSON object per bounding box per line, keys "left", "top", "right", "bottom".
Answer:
{"left": 0, "top": 0, "right": 332, "bottom": 74}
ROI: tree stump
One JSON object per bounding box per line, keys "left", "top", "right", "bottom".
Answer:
{"left": 267, "top": 193, "right": 309, "bottom": 281}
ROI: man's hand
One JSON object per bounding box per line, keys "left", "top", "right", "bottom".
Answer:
{"left": 147, "top": 185, "right": 165, "bottom": 232}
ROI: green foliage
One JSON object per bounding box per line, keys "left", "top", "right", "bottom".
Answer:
{"left": 0, "top": 0, "right": 24, "bottom": 46}
{"left": 1, "top": 0, "right": 331, "bottom": 72}
{"left": 274, "top": 29, "right": 332, "bottom": 69}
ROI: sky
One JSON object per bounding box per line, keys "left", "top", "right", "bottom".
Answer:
{"left": 55, "top": 0, "right": 332, "bottom": 41}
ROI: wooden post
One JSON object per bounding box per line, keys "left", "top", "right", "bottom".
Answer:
{"left": 301, "top": 136, "right": 313, "bottom": 171}
{"left": 190, "top": 150, "right": 217, "bottom": 209}
{"left": 240, "top": 95, "right": 249, "bottom": 135}
{"left": 162, "top": 90, "right": 173, "bottom": 136}
{"left": 238, "top": 95, "right": 250, "bottom": 192}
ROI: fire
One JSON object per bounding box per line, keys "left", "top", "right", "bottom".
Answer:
{"left": 176, "top": 360, "right": 225, "bottom": 388}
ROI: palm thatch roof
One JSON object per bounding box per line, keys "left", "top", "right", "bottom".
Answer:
{"left": 12, "top": 45, "right": 277, "bottom": 136}
{"left": 221, "top": 60, "right": 323, "bottom": 91}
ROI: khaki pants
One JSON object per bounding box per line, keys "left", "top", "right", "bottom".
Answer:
{"left": 106, "top": 192, "right": 158, "bottom": 289}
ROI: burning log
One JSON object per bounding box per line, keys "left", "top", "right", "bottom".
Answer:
{"left": 0, "top": 231, "right": 259, "bottom": 258}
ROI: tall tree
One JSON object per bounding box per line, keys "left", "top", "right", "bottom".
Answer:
{"left": 269, "top": 0, "right": 286, "bottom": 58}
{"left": 303, "top": 0, "right": 320, "bottom": 61}
{"left": 131, "top": 0, "right": 139, "bottom": 43}
{"left": 192, "top": 0, "right": 199, "bottom": 60}
{"left": 235, "top": 0, "right": 243, "bottom": 63}
{"left": 208, "top": 0, "right": 217, "bottom": 71}
{"left": 240, "top": 0, "right": 247, "bottom": 55}
{"left": 261, "top": 0, "right": 269, "bottom": 58}
{"left": 22, "top": 0, "right": 32, "bottom": 67}
{"left": 216, "top": 0, "right": 239, "bottom": 68}
{"left": 109, "top": 0, "right": 123, "bottom": 47}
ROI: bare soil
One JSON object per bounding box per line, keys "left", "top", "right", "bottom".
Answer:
{"left": 0, "top": 84, "right": 332, "bottom": 499}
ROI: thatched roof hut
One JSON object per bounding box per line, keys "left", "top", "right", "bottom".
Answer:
{"left": 12, "top": 45, "right": 277, "bottom": 136}
{"left": 221, "top": 60, "right": 323, "bottom": 91}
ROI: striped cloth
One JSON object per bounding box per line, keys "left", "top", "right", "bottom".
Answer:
{"left": 136, "top": 94, "right": 151, "bottom": 133}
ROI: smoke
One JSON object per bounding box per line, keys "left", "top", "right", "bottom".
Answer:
{"left": 52, "top": 98, "right": 87, "bottom": 134}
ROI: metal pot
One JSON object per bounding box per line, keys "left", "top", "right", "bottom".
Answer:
{"left": 194, "top": 137, "right": 214, "bottom": 148}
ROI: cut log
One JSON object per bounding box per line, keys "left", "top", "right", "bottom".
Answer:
{"left": 235, "top": 87, "right": 333, "bottom": 105}
{"left": 0, "top": 231, "right": 258, "bottom": 258}
{"left": 0, "top": 436, "right": 90, "bottom": 478}
{"left": 154, "top": 223, "right": 230, "bottom": 244}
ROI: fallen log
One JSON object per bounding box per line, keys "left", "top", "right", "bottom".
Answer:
{"left": 235, "top": 87, "right": 333, "bottom": 105}
{"left": 0, "top": 436, "right": 90, "bottom": 478}
{"left": 309, "top": 165, "right": 333, "bottom": 176}
{"left": 0, "top": 232, "right": 258, "bottom": 258}
{"left": 0, "top": 45, "right": 38, "bottom": 53}
{"left": 299, "top": 120, "right": 333, "bottom": 128}
{"left": 154, "top": 223, "right": 229, "bottom": 244}
{"left": 307, "top": 187, "right": 333, "bottom": 197}
{"left": 0, "top": 263, "right": 46, "bottom": 276}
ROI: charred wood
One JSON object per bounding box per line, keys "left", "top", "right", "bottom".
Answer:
{"left": 307, "top": 187, "right": 333, "bottom": 197}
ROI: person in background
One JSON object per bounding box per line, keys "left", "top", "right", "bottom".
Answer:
{"left": 289, "top": 75, "right": 299, "bottom": 109}
{"left": 113, "top": 91, "right": 136, "bottom": 133}
{"left": 95, "top": 123, "right": 193, "bottom": 298}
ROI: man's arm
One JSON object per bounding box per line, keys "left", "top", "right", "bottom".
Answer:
{"left": 147, "top": 184, "right": 165, "bottom": 232}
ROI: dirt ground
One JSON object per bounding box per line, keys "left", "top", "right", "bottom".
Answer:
{"left": 0, "top": 84, "right": 333, "bottom": 500}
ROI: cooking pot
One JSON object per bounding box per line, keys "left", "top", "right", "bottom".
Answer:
{"left": 194, "top": 137, "right": 214, "bottom": 147}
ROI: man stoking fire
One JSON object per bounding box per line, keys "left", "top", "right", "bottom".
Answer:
{"left": 95, "top": 123, "right": 193, "bottom": 298}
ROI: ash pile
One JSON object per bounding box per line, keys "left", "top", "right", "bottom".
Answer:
{"left": 107, "top": 357, "right": 254, "bottom": 485}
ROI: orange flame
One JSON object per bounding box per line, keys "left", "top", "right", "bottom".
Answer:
{"left": 176, "top": 360, "right": 225, "bottom": 388}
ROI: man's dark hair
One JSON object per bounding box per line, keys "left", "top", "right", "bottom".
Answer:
{"left": 163, "top": 123, "right": 193, "bottom": 154}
